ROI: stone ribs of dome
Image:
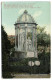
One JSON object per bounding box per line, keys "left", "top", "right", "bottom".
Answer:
{"left": 17, "top": 10, "right": 35, "bottom": 23}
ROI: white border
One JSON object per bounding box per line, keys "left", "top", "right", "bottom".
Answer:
{"left": 0, "top": 0, "right": 52, "bottom": 80}
{"left": 0, "top": 0, "right": 51, "bottom": 1}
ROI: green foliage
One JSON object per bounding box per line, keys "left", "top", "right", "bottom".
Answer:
{"left": 10, "top": 48, "right": 15, "bottom": 57}
{"left": 10, "top": 52, "right": 50, "bottom": 74}
{"left": 38, "top": 52, "right": 50, "bottom": 74}
{"left": 9, "top": 26, "right": 50, "bottom": 74}
{"left": 37, "top": 26, "right": 50, "bottom": 46}
{"left": 37, "top": 27, "right": 50, "bottom": 74}
{"left": 9, "top": 54, "right": 50, "bottom": 74}
{"left": 2, "top": 25, "right": 13, "bottom": 78}
{"left": 37, "top": 26, "right": 50, "bottom": 54}
{"left": 37, "top": 33, "right": 50, "bottom": 46}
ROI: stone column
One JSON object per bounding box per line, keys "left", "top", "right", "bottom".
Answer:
{"left": 32, "top": 26, "right": 38, "bottom": 58}
{"left": 35, "top": 27, "right": 38, "bottom": 58}
{"left": 19, "top": 29, "right": 21, "bottom": 51}
{"left": 25, "top": 27, "right": 27, "bottom": 51}
{"left": 15, "top": 25, "right": 19, "bottom": 51}
{"left": 15, "top": 26, "right": 16, "bottom": 51}
{"left": 32, "top": 27, "right": 34, "bottom": 51}
{"left": 18, "top": 27, "right": 20, "bottom": 50}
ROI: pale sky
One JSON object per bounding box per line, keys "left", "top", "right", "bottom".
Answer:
{"left": 2, "top": 1, "right": 51, "bottom": 35}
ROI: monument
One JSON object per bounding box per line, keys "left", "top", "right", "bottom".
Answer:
{"left": 14, "top": 10, "right": 38, "bottom": 59}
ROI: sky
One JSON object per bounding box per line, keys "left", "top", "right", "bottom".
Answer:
{"left": 2, "top": 1, "right": 51, "bottom": 35}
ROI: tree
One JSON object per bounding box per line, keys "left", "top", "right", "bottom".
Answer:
{"left": 37, "top": 26, "right": 50, "bottom": 51}
{"left": 1, "top": 25, "right": 12, "bottom": 78}
{"left": 37, "top": 26, "right": 50, "bottom": 74}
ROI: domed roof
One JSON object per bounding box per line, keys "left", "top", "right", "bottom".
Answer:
{"left": 16, "top": 10, "right": 35, "bottom": 23}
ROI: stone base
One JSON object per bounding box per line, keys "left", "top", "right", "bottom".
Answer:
{"left": 15, "top": 51, "right": 27, "bottom": 59}
{"left": 14, "top": 51, "right": 38, "bottom": 59}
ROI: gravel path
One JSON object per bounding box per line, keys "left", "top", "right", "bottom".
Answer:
{"left": 12, "top": 74, "right": 50, "bottom": 78}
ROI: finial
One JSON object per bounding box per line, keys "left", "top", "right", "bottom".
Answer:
{"left": 24, "top": 10, "right": 28, "bottom": 14}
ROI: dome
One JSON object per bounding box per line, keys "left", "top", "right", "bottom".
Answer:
{"left": 16, "top": 10, "right": 35, "bottom": 23}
